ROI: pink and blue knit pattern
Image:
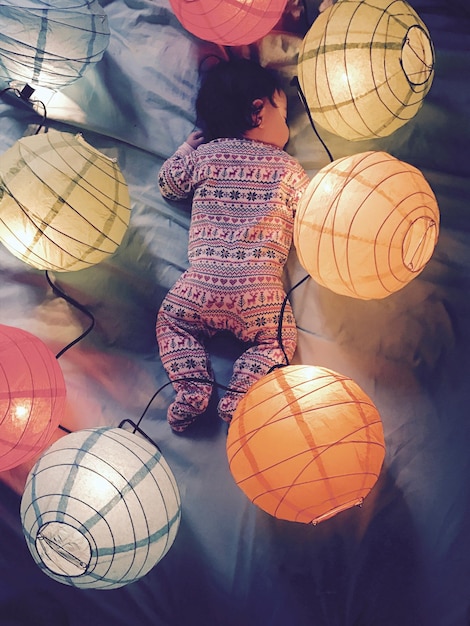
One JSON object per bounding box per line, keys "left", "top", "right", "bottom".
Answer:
{"left": 159, "top": 137, "right": 308, "bottom": 279}
{"left": 157, "top": 138, "right": 309, "bottom": 429}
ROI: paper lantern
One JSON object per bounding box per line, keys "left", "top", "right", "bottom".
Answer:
{"left": 21, "top": 427, "right": 181, "bottom": 589}
{"left": 227, "top": 365, "right": 385, "bottom": 524}
{"left": 169, "top": 0, "right": 288, "bottom": 46}
{"left": 294, "top": 150, "right": 439, "bottom": 299}
{"left": 0, "top": 130, "right": 131, "bottom": 272}
{"left": 0, "top": 0, "right": 110, "bottom": 91}
{"left": 297, "top": 0, "right": 435, "bottom": 141}
{"left": 0, "top": 324, "right": 66, "bottom": 472}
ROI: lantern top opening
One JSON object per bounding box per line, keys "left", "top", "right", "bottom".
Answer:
{"left": 36, "top": 522, "right": 91, "bottom": 577}
{"left": 401, "top": 25, "right": 434, "bottom": 87}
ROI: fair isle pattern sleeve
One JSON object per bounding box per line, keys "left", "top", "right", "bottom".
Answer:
{"left": 158, "top": 142, "right": 196, "bottom": 201}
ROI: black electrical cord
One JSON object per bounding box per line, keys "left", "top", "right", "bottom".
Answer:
{"left": 44, "top": 270, "right": 95, "bottom": 359}
{"left": 275, "top": 273, "right": 311, "bottom": 368}
{"left": 291, "top": 75, "right": 334, "bottom": 164}
{"left": 0, "top": 85, "right": 47, "bottom": 134}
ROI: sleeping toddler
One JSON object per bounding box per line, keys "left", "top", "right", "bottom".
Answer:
{"left": 157, "top": 58, "right": 309, "bottom": 432}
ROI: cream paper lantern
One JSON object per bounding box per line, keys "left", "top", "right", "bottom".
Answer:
{"left": 297, "top": 0, "right": 435, "bottom": 141}
{"left": 0, "top": 130, "right": 130, "bottom": 271}
{"left": 21, "top": 427, "right": 181, "bottom": 589}
{"left": 293, "top": 150, "right": 439, "bottom": 299}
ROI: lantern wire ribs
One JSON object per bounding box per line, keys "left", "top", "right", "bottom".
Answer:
{"left": 297, "top": 0, "right": 436, "bottom": 141}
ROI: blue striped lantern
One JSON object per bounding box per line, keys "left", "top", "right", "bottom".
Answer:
{"left": 0, "top": 130, "right": 131, "bottom": 272}
{"left": 20, "top": 427, "right": 181, "bottom": 589}
{"left": 0, "top": 0, "right": 109, "bottom": 91}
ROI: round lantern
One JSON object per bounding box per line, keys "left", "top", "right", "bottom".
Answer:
{"left": 294, "top": 150, "right": 439, "bottom": 299}
{"left": 21, "top": 427, "right": 181, "bottom": 589}
{"left": 297, "top": 0, "right": 435, "bottom": 141}
{"left": 226, "top": 365, "right": 385, "bottom": 524}
{"left": 0, "top": 324, "right": 66, "bottom": 472}
{"left": 0, "top": 0, "right": 110, "bottom": 91}
{"left": 0, "top": 130, "right": 131, "bottom": 272}
{"left": 169, "top": 0, "right": 288, "bottom": 46}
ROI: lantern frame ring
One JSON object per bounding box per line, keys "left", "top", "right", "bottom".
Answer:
{"left": 400, "top": 24, "right": 435, "bottom": 89}
{"left": 401, "top": 215, "right": 438, "bottom": 272}
{"left": 36, "top": 522, "right": 91, "bottom": 576}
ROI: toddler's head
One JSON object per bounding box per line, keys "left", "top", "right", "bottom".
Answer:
{"left": 196, "top": 58, "right": 289, "bottom": 148}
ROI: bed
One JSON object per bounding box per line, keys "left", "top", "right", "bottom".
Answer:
{"left": 1, "top": 1, "right": 469, "bottom": 624}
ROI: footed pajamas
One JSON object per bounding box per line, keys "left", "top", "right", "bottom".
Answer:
{"left": 157, "top": 137, "right": 309, "bottom": 431}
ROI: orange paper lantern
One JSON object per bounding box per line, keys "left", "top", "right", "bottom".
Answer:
{"left": 294, "top": 151, "right": 439, "bottom": 299}
{"left": 226, "top": 365, "right": 385, "bottom": 524}
{"left": 169, "top": 0, "right": 288, "bottom": 46}
{"left": 0, "top": 324, "right": 66, "bottom": 472}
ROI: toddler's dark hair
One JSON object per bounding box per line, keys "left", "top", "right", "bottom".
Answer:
{"left": 196, "top": 58, "right": 283, "bottom": 142}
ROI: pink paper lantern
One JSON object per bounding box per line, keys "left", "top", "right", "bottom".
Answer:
{"left": 169, "top": 0, "right": 288, "bottom": 46}
{"left": 0, "top": 325, "right": 66, "bottom": 472}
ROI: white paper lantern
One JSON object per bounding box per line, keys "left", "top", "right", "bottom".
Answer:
{"left": 0, "top": 0, "right": 110, "bottom": 90}
{"left": 297, "top": 0, "right": 435, "bottom": 141}
{"left": 0, "top": 130, "right": 131, "bottom": 271}
{"left": 21, "top": 427, "right": 181, "bottom": 589}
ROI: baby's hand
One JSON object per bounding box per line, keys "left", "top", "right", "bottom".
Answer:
{"left": 186, "top": 130, "right": 205, "bottom": 149}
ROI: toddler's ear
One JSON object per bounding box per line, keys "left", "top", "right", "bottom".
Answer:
{"left": 251, "top": 98, "right": 264, "bottom": 127}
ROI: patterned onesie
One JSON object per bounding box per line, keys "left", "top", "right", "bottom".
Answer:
{"left": 157, "top": 137, "right": 309, "bottom": 431}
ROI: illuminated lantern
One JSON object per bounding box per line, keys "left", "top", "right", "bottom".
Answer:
{"left": 0, "top": 130, "right": 131, "bottom": 272}
{"left": 21, "top": 427, "right": 181, "bottom": 589}
{"left": 0, "top": 0, "right": 110, "bottom": 91}
{"left": 227, "top": 365, "right": 385, "bottom": 525}
{"left": 169, "top": 0, "right": 288, "bottom": 46}
{"left": 294, "top": 151, "right": 439, "bottom": 299}
{"left": 297, "top": 0, "right": 435, "bottom": 141}
{"left": 0, "top": 324, "right": 66, "bottom": 472}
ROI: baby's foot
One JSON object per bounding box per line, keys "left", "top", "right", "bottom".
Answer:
{"left": 167, "top": 387, "right": 211, "bottom": 432}
{"left": 167, "top": 400, "right": 200, "bottom": 432}
{"left": 217, "top": 391, "right": 244, "bottom": 423}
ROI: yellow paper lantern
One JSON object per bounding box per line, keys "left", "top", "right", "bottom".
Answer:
{"left": 227, "top": 365, "right": 385, "bottom": 525}
{"left": 0, "top": 130, "right": 131, "bottom": 271}
{"left": 21, "top": 427, "right": 181, "bottom": 589}
{"left": 297, "top": 0, "right": 435, "bottom": 141}
{"left": 294, "top": 150, "right": 439, "bottom": 299}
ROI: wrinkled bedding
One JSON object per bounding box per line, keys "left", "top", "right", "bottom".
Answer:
{"left": 1, "top": 1, "right": 470, "bottom": 624}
